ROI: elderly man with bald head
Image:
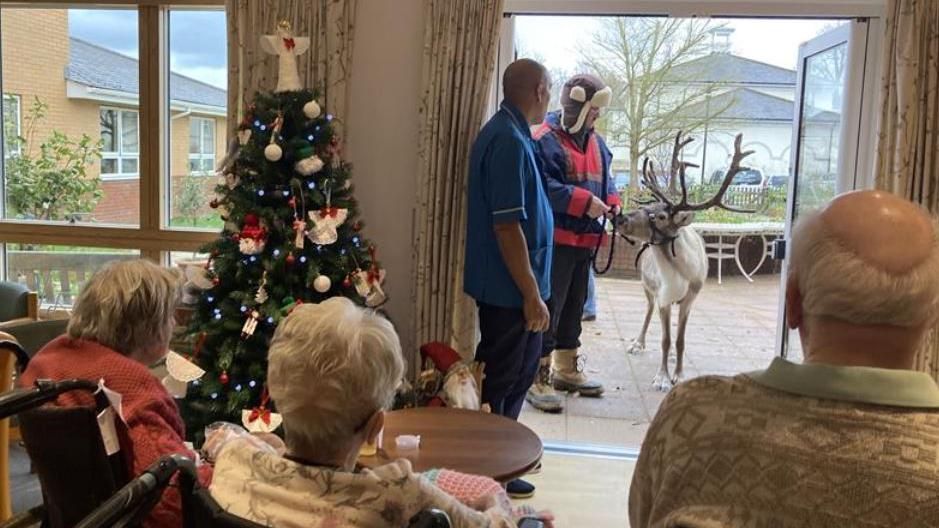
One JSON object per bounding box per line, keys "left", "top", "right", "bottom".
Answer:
{"left": 629, "top": 190, "right": 939, "bottom": 528}
{"left": 464, "top": 59, "right": 553, "bottom": 498}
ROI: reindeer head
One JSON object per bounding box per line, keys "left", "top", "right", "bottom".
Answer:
{"left": 614, "top": 132, "right": 754, "bottom": 245}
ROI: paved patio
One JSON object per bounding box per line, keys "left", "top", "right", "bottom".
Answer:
{"left": 519, "top": 274, "right": 800, "bottom": 448}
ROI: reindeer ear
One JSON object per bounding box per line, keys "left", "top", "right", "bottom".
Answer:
{"left": 674, "top": 211, "right": 695, "bottom": 227}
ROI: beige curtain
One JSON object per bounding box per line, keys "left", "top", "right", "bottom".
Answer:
{"left": 226, "top": 0, "right": 356, "bottom": 135}
{"left": 413, "top": 0, "right": 504, "bottom": 357}
{"left": 874, "top": 0, "right": 939, "bottom": 379}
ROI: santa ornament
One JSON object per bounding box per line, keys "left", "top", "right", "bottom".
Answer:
{"left": 238, "top": 213, "right": 268, "bottom": 255}
{"left": 294, "top": 144, "right": 325, "bottom": 176}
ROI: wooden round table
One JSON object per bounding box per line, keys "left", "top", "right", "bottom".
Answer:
{"left": 358, "top": 407, "right": 542, "bottom": 483}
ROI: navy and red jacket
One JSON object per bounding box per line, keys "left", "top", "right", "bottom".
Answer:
{"left": 533, "top": 111, "right": 621, "bottom": 249}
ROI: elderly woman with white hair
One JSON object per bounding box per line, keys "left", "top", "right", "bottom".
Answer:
{"left": 20, "top": 258, "right": 212, "bottom": 528}
{"left": 209, "top": 297, "right": 537, "bottom": 528}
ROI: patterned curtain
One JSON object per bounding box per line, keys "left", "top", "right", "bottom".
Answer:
{"left": 226, "top": 0, "right": 356, "bottom": 135}
{"left": 874, "top": 0, "right": 939, "bottom": 379}
{"left": 413, "top": 0, "right": 504, "bottom": 357}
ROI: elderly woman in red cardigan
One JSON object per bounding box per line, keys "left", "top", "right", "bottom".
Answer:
{"left": 20, "top": 258, "right": 211, "bottom": 528}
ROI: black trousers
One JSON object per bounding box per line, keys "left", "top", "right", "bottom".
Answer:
{"left": 542, "top": 245, "right": 592, "bottom": 358}
{"left": 474, "top": 302, "right": 543, "bottom": 420}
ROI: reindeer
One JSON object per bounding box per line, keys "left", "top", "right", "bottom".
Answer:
{"left": 614, "top": 132, "right": 753, "bottom": 391}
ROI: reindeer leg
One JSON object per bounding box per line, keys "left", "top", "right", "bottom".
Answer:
{"left": 628, "top": 289, "right": 655, "bottom": 355}
{"left": 652, "top": 305, "right": 672, "bottom": 392}
{"left": 673, "top": 284, "right": 701, "bottom": 386}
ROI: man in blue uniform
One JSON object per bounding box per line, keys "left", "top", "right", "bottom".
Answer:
{"left": 464, "top": 58, "right": 553, "bottom": 498}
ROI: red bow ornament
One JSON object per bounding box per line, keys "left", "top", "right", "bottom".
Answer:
{"left": 283, "top": 37, "right": 296, "bottom": 51}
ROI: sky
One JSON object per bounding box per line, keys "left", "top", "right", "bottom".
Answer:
{"left": 68, "top": 9, "right": 228, "bottom": 90}
{"left": 515, "top": 16, "right": 844, "bottom": 72}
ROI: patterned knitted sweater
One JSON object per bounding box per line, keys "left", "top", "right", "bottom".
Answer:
{"left": 20, "top": 336, "right": 212, "bottom": 528}
{"left": 210, "top": 437, "right": 517, "bottom": 528}
{"left": 629, "top": 374, "right": 939, "bottom": 528}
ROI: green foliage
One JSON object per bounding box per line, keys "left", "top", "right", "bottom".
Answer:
{"left": 5, "top": 97, "right": 103, "bottom": 221}
{"left": 175, "top": 174, "right": 209, "bottom": 227}
{"left": 180, "top": 89, "right": 380, "bottom": 444}
{"left": 621, "top": 183, "right": 789, "bottom": 224}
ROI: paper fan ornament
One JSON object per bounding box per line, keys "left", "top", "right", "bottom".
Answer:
{"left": 162, "top": 350, "right": 206, "bottom": 399}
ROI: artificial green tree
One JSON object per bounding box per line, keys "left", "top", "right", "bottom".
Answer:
{"left": 181, "top": 22, "right": 386, "bottom": 443}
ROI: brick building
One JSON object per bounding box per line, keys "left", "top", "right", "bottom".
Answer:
{"left": 1, "top": 9, "right": 227, "bottom": 225}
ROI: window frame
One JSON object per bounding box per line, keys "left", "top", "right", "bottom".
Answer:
{"left": 100, "top": 106, "right": 141, "bottom": 180}
{"left": 2, "top": 93, "right": 20, "bottom": 160}
{"left": 188, "top": 116, "right": 216, "bottom": 176}
{"left": 0, "top": 2, "right": 225, "bottom": 263}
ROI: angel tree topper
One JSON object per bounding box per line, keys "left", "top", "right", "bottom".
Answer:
{"left": 260, "top": 20, "right": 311, "bottom": 93}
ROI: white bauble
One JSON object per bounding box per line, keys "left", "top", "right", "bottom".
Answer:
{"left": 313, "top": 275, "right": 332, "bottom": 293}
{"left": 303, "top": 100, "right": 322, "bottom": 120}
{"left": 295, "top": 155, "right": 324, "bottom": 176}
{"left": 264, "top": 144, "right": 283, "bottom": 162}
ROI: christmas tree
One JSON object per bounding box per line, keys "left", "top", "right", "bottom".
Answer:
{"left": 180, "top": 21, "right": 386, "bottom": 444}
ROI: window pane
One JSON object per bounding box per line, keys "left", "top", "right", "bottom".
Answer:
{"left": 202, "top": 119, "right": 214, "bottom": 154}
{"left": 100, "top": 109, "right": 117, "bottom": 153}
{"left": 101, "top": 158, "right": 117, "bottom": 175}
{"left": 189, "top": 118, "right": 201, "bottom": 154}
{"left": 168, "top": 9, "right": 227, "bottom": 231}
{"left": 121, "top": 110, "right": 139, "bottom": 153}
{"left": 6, "top": 244, "right": 139, "bottom": 306}
{"left": 2, "top": 7, "right": 140, "bottom": 226}
{"left": 121, "top": 157, "right": 138, "bottom": 175}
{"left": 3, "top": 94, "right": 20, "bottom": 158}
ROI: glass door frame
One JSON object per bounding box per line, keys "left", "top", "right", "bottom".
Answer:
{"left": 776, "top": 18, "right": 881, "bottom": 357}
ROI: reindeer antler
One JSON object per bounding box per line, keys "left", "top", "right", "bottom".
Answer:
{"left": 640, "top": 157, "right": 673, "bottom": 206}
{"left": 677, "top": 133, "right": 755, "bottom": 213}
{"left": 638, "top": 131, "right": 755, "bottom": 214}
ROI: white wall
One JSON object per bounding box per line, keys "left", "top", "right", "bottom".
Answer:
{"left": 344, "top": 0, "right": 425, "bottom": 358}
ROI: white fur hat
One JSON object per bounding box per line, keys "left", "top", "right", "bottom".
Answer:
{"left": 560, "top": 74, "right": 612, "bottom": 134}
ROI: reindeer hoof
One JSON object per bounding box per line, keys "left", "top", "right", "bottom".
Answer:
{"left": 627, "top": 340, "right": 646, "bottom": 355}
{"left": 671, "top": 372, "right": 685, "bottom": 386}
{"left": 651, "top": 372, "right": 673, "bottom": 392}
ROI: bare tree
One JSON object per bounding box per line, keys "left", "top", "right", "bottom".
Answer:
{"left": 580, "top": 18, "right": 733, "bottom": 190}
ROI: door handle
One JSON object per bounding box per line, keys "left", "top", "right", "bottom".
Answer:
{"left": 772, "top": 239, "right": 787, "bottom": 260}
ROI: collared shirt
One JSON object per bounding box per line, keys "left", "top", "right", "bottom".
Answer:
{"left": 464, "top": 101, "right": 553, "bottom": 308}
{"left": 747, "top": 357, "right": 939, "bottom": 408}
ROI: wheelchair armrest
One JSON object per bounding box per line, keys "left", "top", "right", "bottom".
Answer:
{"left": 408, "top": 509, "right": 451, "bottom": 528}
{"left": 0, "top": 378, "right": 99, "bottom": 419}
{"left": 518, "top": 519, "right": 544, "bottom": 528}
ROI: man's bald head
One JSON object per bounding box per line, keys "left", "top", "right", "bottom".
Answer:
{"left": 790, "top": 190, "right": 939, "bottom": 328}
{"left": 502, "top": 59, "right": 551, "bottom": 124}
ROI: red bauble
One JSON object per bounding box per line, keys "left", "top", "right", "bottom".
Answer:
{"left": 286, "top": 254, "right": 296, "bottom": 265}
{"left": 212, "top": 277, "right": 220, "bottom": 286}
{"left": 353, "top": 222, "right": 362, "bottom": 232}
{"left": 220, "top": 371, "right": 229, "bottom": 384}
{"left": 288, "top": 197, "right": 297, "bottom": 208}
{"left": 232, "top": 233, "right": 240, "bottom": 242}
{"left": 210, "top": 199, "right": 219, "bottom": 209}
{"left": 342, "top": 276, "right": 352, "bottom": 288}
